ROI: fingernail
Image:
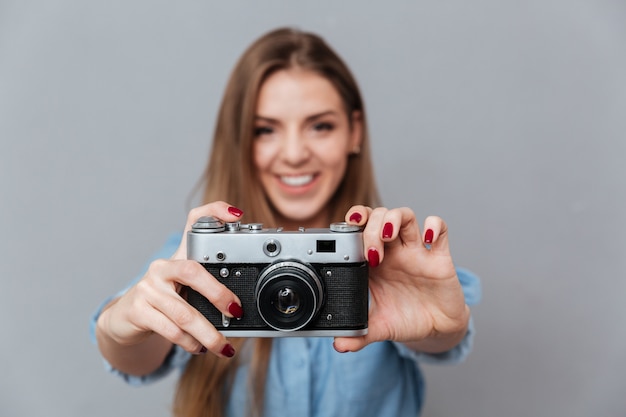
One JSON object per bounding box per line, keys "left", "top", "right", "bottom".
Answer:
{"left": 199, "top": 346, "right": 207, "bottom": 354}
{"left": 349, "top": 212, "right": 362, "bottom": 223}
{"left": 228, "top": 206, "right": 243, "bottom": 217}
{"left": 382, "top": 222, "right": 393, "bottom": 239}
{"left": 221, "top": 343, "right": 236, "bottom": 358}
{"left": 425, "top": 229, "right": 434, "bottom": 244}
{"left": 367, "top": 248, "right": 380, "bottom": 267}
{"left": 228, "top": 302, "right": 243, "bottom": 319}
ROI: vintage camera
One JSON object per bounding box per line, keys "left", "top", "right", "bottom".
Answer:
{"left": 186, "top": 216, "right": 368, "bottom": 337}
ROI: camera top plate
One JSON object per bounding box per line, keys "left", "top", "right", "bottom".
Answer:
{"left": 188, "top": 217, "right": 365, "bottom": 264}
{"left": 191, "top": 216, "right": 361, "bottom": 234}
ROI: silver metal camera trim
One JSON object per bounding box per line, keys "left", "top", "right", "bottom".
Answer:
{"left": 216, "top": 328, "right": 368, "bottom": 337}
{"left": 188, "top": 218, "right": 365, "bottom": 264}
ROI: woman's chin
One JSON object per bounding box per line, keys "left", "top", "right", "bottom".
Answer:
{"left": 274, "top": 204, "right": 329, "bottom": 229}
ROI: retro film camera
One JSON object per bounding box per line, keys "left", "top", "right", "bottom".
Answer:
{"left": 186, "top": 216, "right": 369, "bottom": 337}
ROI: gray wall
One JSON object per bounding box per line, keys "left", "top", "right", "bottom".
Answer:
{"left": 1, "top": 1, "right": 625, "bottom": 416}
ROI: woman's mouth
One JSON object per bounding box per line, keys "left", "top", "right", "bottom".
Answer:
{"left": 279, "top": 174, "right": 315, "bottom": 187}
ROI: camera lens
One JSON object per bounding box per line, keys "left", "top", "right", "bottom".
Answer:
{"left": 256, "top": 261, "right": 324, "bottom": 331}
{"left": 272, "top": 287, "right": 300, "bottom": 315}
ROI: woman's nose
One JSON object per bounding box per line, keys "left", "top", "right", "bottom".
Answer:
{"left": 280, "top": 130, "right": 310, "bottom": 164}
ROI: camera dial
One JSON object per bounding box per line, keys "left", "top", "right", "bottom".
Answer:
{"left": 330, "top": 222, "right": 361, "bottom": 233}
{"left": 192, "top": 216, "right": 225, "bottom": 233}
{"left": 225, "top": 222, "right": 241, "bottom": 231}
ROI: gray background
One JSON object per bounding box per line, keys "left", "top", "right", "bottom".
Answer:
{"left": 1, "top": 1, "right": 625, "bottom": 416}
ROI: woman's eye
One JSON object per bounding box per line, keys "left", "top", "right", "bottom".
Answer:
{"left": 312, "top": 122, "right": 334, "bottom": 132}
{"left": 254, "top": 126, "right": 274, "bottom": 137}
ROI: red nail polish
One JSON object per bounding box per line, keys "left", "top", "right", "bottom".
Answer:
{"left": 425, "top": 229, "right": 434, "bottom": 244}
{"left": 221, "top": 343, "right": 236, "bottom": 358}
{"left": 228, "top": 302, "right": 243, "bottom": 319}
{"left": 228, "top": 206, "right": 243, "bottom": 217}
{"left": 367, "top": 248, "right": 380, "bottom": 267}
{"left": 199, "top": 346, "right": 207, "bottom": 354}
{"left": 349, "top": 212, "right": 362, "bottom": 223}
{"left": 382, "top": 222, "right": 393, "bottom": 239}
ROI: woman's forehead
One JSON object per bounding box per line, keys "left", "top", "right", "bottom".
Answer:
{"left": 256, "top": 69, "right": 344, "bottom": 118}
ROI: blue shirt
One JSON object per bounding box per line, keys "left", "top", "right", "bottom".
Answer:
{"left": 91, "top": 233, "right": 481, "bottom": 417}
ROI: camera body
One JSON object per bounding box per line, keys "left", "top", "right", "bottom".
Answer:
{"left": 186, "top": 216, "right": 368, "bottom": 337}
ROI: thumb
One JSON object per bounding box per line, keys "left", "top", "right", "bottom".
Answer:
{"left": 333, "top": 334, "right": 371, "bottom": 353}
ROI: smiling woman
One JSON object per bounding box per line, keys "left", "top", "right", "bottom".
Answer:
{"left": 253, "top": 69, "right": 363, "bottom": 229}
{"left": 91, "top": 27, "right": 480, "bottom": 417}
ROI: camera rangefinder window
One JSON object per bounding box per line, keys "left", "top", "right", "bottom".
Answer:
{"left": 316, "top": 240, "right": 336, "bottom": 253}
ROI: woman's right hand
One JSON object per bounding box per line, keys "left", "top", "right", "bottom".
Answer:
{"left": 96, "top": 201, "right": 245, "bottom": 367}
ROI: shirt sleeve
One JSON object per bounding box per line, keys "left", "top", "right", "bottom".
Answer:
{"left": 394, "top": 267, "right": 482, "bottom": 365}
{"left": 89, "top": 233, "right": 190, "bottom": 385}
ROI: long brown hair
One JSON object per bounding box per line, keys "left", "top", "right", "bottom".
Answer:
{"left": 174, "top": 27, "right": 381, "bottom": 417}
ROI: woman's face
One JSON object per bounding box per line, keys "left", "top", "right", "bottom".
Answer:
{"left": 253, "top": 69, "right": 362, "bottom": 229}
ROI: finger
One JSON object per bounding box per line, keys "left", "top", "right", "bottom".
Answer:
{"left": 135, "top": 274, "right": 237, "bottom": 358}
{"left": 333, "top": 334, "right": 371, "bottom": 353}
{"left": 361, "top": 207, "right": 388, "bottom": 267}
{"left": 378, "top": 207, "right": 420, "bottom": 246}
{"left": 345, "top": 205, "right": 372, "bottom": 225}
{"left": 107, "top": 284, "right": 220, "bottom": 356}
{"left": 149, "top": 259, "right": 243, "bottom": 319}
{"left": 333, "top": 314, "right": 390, "bottom": 352}
{"left": 423, "top": 215, "right": 451, "bottom": 256}
{"left": 380, "top": 209, "right": 401, "bottom": 241}
{"left": 132, "top": 300, "right": 208, "bottom": 355}
{"left": 361, "top": 207, "right": 424, "bottom": 267}
{"left": 154, "top": 307, "right": 235, "bottom": 358}
{"left": 394, "top": 207, "right": 421, "bottom": 246}
{"left": 184, "top": 201, "right": 244, "bottom": 233}
{"left": 172, "top": 201, "right": 244, "bottom": 259}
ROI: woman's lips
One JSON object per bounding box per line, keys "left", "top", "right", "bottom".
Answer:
{"left": 279, "top": 174, "right": 314, "bottom": 187}
{"left": 276, "top": 173, "right": 319, "bottom": 195}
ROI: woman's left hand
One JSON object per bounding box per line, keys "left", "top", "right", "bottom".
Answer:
{"left": 333, "top": 206, "right": 470, "bottom": 353}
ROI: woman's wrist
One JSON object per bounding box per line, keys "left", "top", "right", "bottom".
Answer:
{"left": 95, "top": 299, "right": 173, "bottom": 376}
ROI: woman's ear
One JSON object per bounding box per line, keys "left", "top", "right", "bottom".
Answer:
{"left": 349, "top": 110, "right": 363, "bottom": 155}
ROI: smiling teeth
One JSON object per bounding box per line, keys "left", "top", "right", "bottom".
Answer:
{"left": 280, "top": 175, "right": 314, "bottom": 187}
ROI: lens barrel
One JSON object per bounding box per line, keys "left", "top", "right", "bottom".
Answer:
{"left": 255, "top": 261, "right": 324, "bottom": 331}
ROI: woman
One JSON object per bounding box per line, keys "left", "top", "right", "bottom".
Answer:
{"left": 92, "top": 27, "right": 480, "bottom": 417}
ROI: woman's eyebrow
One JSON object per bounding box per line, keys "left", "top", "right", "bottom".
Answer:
{"left": 254, "top": 110, "right": 339, "bottom": 124}
{"left": 305, "top": 110, "right": 338, "bottom": 123}
{"left": 254, "top": 115, "right": 279, "bottom": 124}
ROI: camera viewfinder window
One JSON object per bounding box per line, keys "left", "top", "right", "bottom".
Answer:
{"left": 316, "top": 240, "right": 336, "bottom": 253}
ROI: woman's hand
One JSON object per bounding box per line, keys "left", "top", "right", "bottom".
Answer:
{"left": 95, "top": 201, "right": 245, "bottom": 374}
{"left": 333, "top": 206, "right": 470, "bottom": 354}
